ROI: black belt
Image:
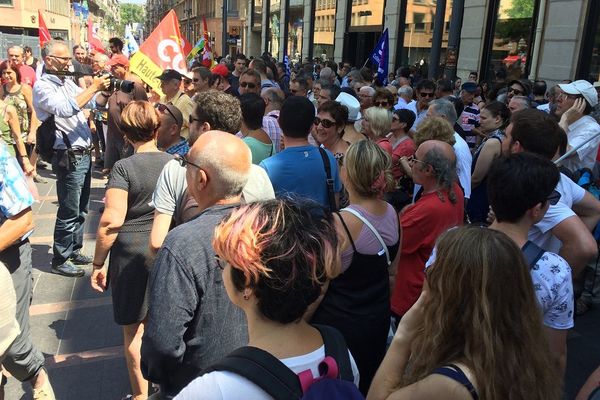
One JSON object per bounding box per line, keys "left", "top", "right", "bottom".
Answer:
{"left": 69, "top": 146, "right": 93, "bottom": 155}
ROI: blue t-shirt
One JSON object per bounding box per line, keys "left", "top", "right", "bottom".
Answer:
{"left": 259, "top": 145, "right": 342, "bottom": 209}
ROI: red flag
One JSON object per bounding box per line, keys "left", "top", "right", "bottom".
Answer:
{"left": 129, "top": 10, "right": 187, "bottom": 92}
{"left": 200, "top": 16, "right": 213, "bottom": 68}
{"left": 87, "top": 17, "right": 105, "bottom": 54}
{"left": 38, "top": 11, "right": 52, "bottom": 48}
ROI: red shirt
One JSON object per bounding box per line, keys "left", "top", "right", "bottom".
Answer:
{"left": 391, "top": 136, "right": 415, "bottom": 180}
{"left": 391, "top": 183, "right": 464, "bottom": 316}
{"left": 376, "top": 137, "right": 393, "bottom": 157}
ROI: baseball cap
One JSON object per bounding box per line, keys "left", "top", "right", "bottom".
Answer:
{"left": 461, "top": 81, "right": 477, "bottom": 93}
{"left": 156, "top": 69, "right": 184, "bottom": 81}
{"left": 336, "top": 92, "right": 361, "bottom": 122}
{"left": 211, "top": 64, "right": 229, "bottom": 78}
{"left": 558, "top": 80, "right": 598, "bottom": 107}
{"left": 106, "top": 54, "right": 130, "bottom": 68}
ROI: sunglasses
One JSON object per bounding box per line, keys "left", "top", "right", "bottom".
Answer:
{"left": 189, "top": 114, "right": 202, "bottom": 124}
{"left": 419, "top": 92, "right": 435, "bottom": 98}
{"left": 155, "top": 103, "right": 178, "bottom": 122}
{"left": 374, "top": 101, "right": 389, "bottom": 107}
{"left": 174, "top": 154, "right": 202, "bottom": 169}
{"left": 508, "top": 87, "right": 524, "bottom": 96}
{"left": 192, "top": 78, "right": 200, "bottom": 82}
{"left": 240, "top": 82, "right": 257, "bottom": 89}
{"left": 547, "top": 190, "right": 561, "bottom": 206}
{"left": 392, "top": 116, "right": 400, "bottom": 122}
{"left": 314, "top": 117, "right": 336, "bottom": 128}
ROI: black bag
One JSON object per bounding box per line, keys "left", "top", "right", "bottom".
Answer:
{"left": 35, "top": 115, "right": 57, "bottom": 163}
{"left": 522, "top": 240, "right": 545, "bottom": 268}
{"left": 318, "top": 147, "right": 338, "bottom": 212}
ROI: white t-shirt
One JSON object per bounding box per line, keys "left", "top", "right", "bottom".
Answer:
{"left": 561, "top": 115, "right": 600, "bottom": 173}
{"left": 453, "top": 133, "right": 472, "bottom": 199}
{"left": 174, "top": 346, "right": 360, "bottom": 400}
{"left": 425, "top": 240, "right": 574, "bottom": 330}
{"left": 528, "top": 173, "right": 586, "bottom": 253}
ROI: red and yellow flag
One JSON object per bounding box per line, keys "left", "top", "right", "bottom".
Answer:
{"left": 129, "top": 10, "right": 187, "bottom": 93}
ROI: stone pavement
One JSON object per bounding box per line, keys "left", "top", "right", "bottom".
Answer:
{"left": 2, "top": 163, "right": 600, "bottom": 399}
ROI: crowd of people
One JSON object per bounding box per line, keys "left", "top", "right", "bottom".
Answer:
{"left": 1, "top": 35, "right": 600, "bottom": 400}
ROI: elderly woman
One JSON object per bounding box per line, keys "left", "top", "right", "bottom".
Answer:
{"left": 312, "top": 140, "right": 400, "bottom": 395}
{"left": 313, "top": 100, "right": 350, "bottom": 164}
{"left": 0, "top": 62, "right": 38, "bottom": 179}
{"left": 372, "top": 88, "right": 395, "bottom": 111}
{"left": 362, "top": 106, "right": 392, "bottom": 157}
{"left": 369, "top": 226, "right": 561, "bottom": 400}
{"left": 175, "top": 199, "right": 360, "bottom": 398}
{"left": 91, "top": 101, "right": 172, "bottom": 400}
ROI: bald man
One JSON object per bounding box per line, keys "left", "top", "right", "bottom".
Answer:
{"left": 391, "top": 140, "right": 464, "bottom": 321}
{"left": 142, "top": 131, "right": 251, "bottom": 398}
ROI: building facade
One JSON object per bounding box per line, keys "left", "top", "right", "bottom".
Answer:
{"left": 234, "top": 0, "right": 598, "bottom": 84}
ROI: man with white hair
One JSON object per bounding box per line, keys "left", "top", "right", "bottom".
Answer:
{"left": 508, "top": 95, "right": 531, "bottom": 114}
{"left": 394, "top": 85, "right": 415, "bottom": 110}
{"left": 358, "top": 86, "right": 375, "bottom": 113}
{"left": 6, "top": 46, "right": 36, "bottom": 87}
{"left": 319, "top": 66, "right": 336, "bottom": 86}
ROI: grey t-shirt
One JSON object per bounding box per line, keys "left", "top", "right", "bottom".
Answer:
{"left": 141, "top": 204, "right": 249, "bottom": 397}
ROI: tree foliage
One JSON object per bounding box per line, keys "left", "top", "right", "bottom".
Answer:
{"left": 505, "top": 0, "right": 535, "bottom": 19}
{"left": 120, "top": 4, "right": 145, "bottom": 32}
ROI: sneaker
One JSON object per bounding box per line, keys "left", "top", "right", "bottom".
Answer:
{"left": 51, "top": 261, "right": 85, "bottom": 277}
{"left": 33, "top": 174, "right": 48, "bottom": 184}
{"left": 70, "top": 252, "right": 93, "bottom": 265}
{"left": 32, "top": 375, "right": 55, "bottom": 400}
{"left": 36, "top": 160, "right": 49, "bottom": 170}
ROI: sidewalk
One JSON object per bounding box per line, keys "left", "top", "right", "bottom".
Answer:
{"left": 3, "top": 164, "right": 600, "bottom": 399}
{"left": 4, "top": 166, "right": 130, "bottom": 400}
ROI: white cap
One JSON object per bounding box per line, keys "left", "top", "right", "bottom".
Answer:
{"left": 335, "top": 92, "right": 361, "bottom": 122}
{"left": 558, "top": 80, "right": 598, "bottom": 107}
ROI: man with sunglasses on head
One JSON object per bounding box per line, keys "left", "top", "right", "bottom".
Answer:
{"left": 155, "top": 103, "right": 187, "bottom": 156}
{"left": 487, "top": 153, "right": 573, "bottom": 378}
{"left": 95, "top": 54, "right": 147, "bottom": 174}
{"left": 33, "top": 40, "right": 111, "bottom": 277}
{"left": 555, "top": 80, "right": 600, "bottom": 173}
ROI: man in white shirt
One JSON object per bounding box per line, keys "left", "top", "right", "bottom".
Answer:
{"left": 394, "top": 85, "right": 415, "bottom": 111}
{"left": 556, "top": 80, "right": 600, "bottom": 173}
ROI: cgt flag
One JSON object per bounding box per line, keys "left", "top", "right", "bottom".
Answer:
{"left": 369, "top": 28, "right": 389, "bottom": 86}
{"left": 129, "top": 10, "right": 187, "bottom": 94}
{"left": 38, "top": 11, "right": 52, "bottom": 48}
{"left": 87, "top": 16, "right": 105, "bottom": 54}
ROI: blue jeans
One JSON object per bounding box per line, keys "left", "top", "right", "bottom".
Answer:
{"left": 51, "top": 150, "right": 91, "bottom": 266}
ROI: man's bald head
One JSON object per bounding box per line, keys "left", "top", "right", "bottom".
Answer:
{"left": 418, "top": 139, "right": 456, "bottom": 164}
{"left": 188, "top": 131, "right": 251, "bottom": 200}
{"left": 261, "top": 87, "right": 285, "bottom": 111}
{"left": 414, "top": 140, "right": 458, "bottom": 204}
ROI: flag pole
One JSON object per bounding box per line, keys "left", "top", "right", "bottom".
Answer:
{"left": 362, "top": 58, "right": 369, "bottom": 68}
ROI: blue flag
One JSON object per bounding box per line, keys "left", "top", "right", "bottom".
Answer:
{"left": 283, "top": 54, "right": 291, "bottom": 77}
{"left": 369, "top": 29, "right": 389, "bottom": 85}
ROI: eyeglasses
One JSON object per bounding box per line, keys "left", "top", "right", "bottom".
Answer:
{"left": 189, "top": 114, "right": 203, "bottom": 124}
{"left": 374, "top": 101, "right": 389, "bottom": 107}
{"left": 407, "top": 155, "right": 429, "bottom": 167}
{"left": 48, "top": 55, "right": 71, "bottom": 61}
{"left": 547, "top": 190, "right": 561, "bottom": 206}
{"left": 175, "top": 154, "right": 202, "bottom": 169}
{"left": 192, "top": 78, "right": 200, "bottom": 82}
{"left": 558, "top": 92, "right": 579, "bottom": 100}
{"left": 392, "top": 116, "right": 400, "bottom": 122}
{"left": 419, "top": 92, "right": 435, "bottom": 98}
{"left": 508, "top": 87, "right": 524, "bottom": 96}
{"left": 240, "top": 81, "right": 257, "bottom": 89}
{"left": 314, "top": 117, "right": 336, "bottom": 128}
{"left": 155, "top": 103, "right": 178, "bottom": 123}
{"left": 214, "top": 255, "right": 225, "bottom": 270}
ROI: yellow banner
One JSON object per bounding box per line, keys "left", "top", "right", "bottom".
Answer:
{"left": 129, "top": 52, "right": 164, "bottom": 96}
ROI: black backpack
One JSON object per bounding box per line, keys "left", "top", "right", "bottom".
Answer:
{"left": 203, "top": 324, "right": 363, "bottom": 399}
{"left": 35, "top": 115, "right": 57, "bottom": 163}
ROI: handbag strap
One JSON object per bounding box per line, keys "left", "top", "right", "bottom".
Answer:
{"left": 341, "top": 207, "right": 391, "bottom": 265}
{"left": 318, "top": 146, "right": 337, "bottom": 212}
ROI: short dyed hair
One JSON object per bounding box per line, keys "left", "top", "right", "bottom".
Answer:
{"left": 119, "top": 101, "right": 160, "bottom": 143}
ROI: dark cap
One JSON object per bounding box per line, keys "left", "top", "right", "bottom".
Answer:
{"left": 461, "top": 81, "right": 477, "bottom": 93}
{"left": 156, "top": 69, "right": 184, "bottom": 81}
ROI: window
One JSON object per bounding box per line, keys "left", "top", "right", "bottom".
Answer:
{"left": 252, "top": 0, "right": 262, "bottom": 29}
{"left": 481, "top": 0, "right": 539, "bottom": 81}
{"left": 578, "top": 0, "right": 600, "bottom": 82}
{"left": 0, "top": 0, "right": 13, "bottom": 6}
{"left": 414, "top": 13, "right": 425, "bottom": 31}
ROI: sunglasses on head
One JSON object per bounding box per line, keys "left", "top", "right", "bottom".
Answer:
{"left": 154, "top": 103, "right": 178, "bottom": 123}
{"left": 240, "top": 82, "right": 257, "bottom": 89}
{"left": 314, "top": 117, "right": 336, "bottom": 128}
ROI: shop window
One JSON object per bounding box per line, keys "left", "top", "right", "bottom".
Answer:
{"left": 252, "top": 0, "right": 262, "bottom": 29}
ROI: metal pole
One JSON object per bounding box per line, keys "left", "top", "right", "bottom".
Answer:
{"left": 222, "top": 0, "right": 228, "bottom": 58}
{"left": 442, "top": 0, "right": 464, "bottom": 81}
{"left": 428, "top": 0, "right": 446, "bottom": 80}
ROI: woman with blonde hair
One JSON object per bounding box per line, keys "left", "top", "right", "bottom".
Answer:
{"left": 368, "top": 226, "right": 561, "bottom": 400}
{"left": 176, "top": 199, "right": 360, "bottom": 398}
{"left": 362, "top": 106, "right": 393, "bottom": 156}
{"left": 312, "top": 139, "right": 400, "bottom": 395}
{"left": 91, "top": 101, "right": 172, "bottom": 400}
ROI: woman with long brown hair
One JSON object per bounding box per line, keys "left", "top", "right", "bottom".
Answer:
{"left": 368, "top": 226, "right": 561, "bottom": 400}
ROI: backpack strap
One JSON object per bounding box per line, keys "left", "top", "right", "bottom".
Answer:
{"left": 205, "top": 346, "right": 303, "bottom": 399}
{"left": 341, "top": 207, "right": 391, "bottom": 265}
{"left": 312, "top": 324, "right": 354, "bottom": 382}
{"left": 522, "top": 240, "right": 545, "bottom": 268}
{"left": 318, "top": 146, "right": 337, "bottom": 212}
{"left": 432, "top": 364, "right": 478, "bottom": 400}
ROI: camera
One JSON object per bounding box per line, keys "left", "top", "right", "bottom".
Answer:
{"left": 106, "top": 75, "right": 134, "bottom": 93}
